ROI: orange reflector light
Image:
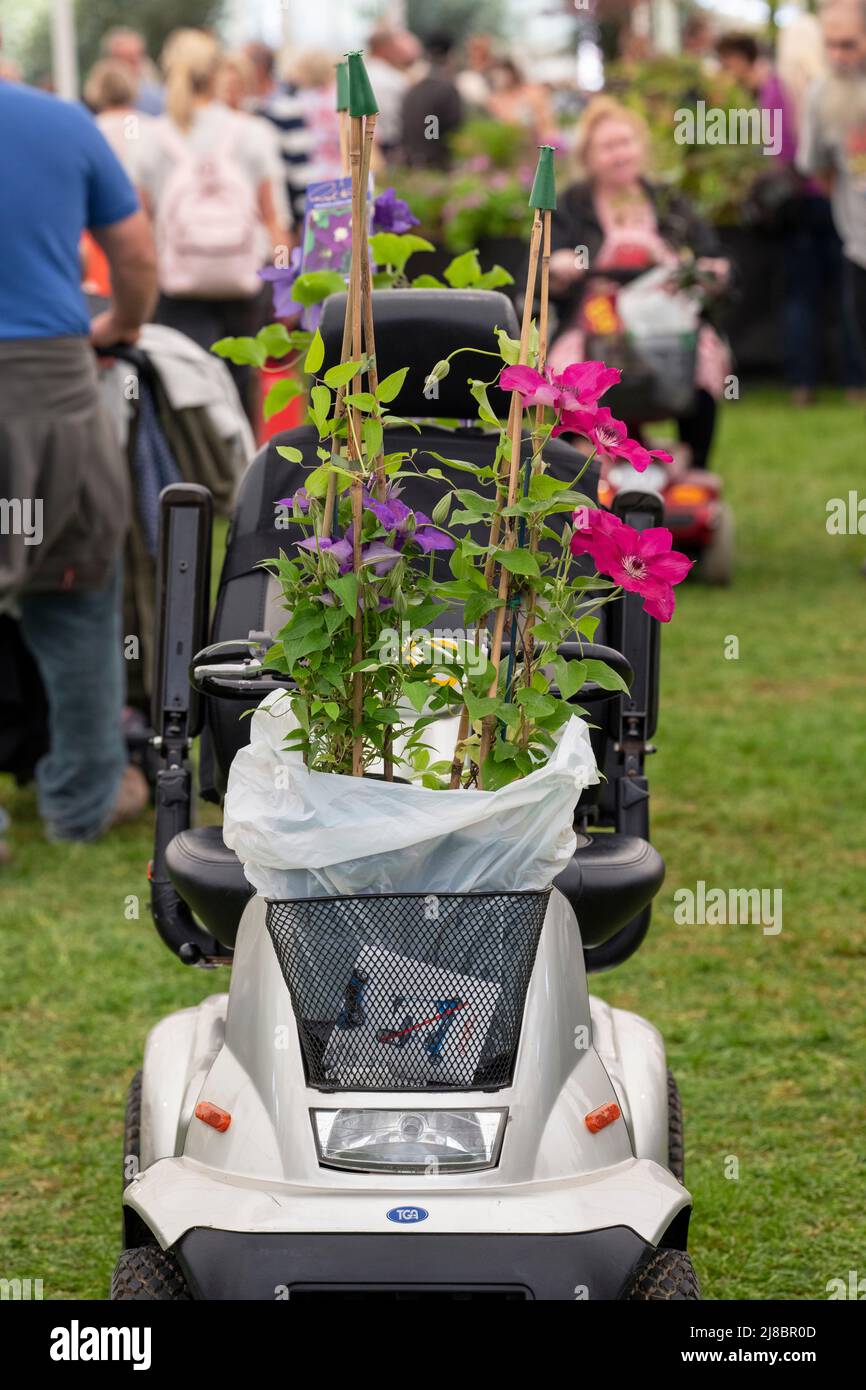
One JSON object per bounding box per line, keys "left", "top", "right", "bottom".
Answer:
{"left": 195, "top": 1101, "right": 231, "bottom": 1132}
{"left": 585, "top": 1101, "right": 621, "bottom": 1133}
{"left": 667, "top": 483, "right": 710, "bottom": 506}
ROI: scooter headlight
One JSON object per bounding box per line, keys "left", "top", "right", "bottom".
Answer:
{"left": 311, "top": 1108, "right": 507, "bottom": 1173}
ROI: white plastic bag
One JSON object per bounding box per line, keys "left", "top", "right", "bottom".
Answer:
{"left": 223, "top": 692, "right": 599, "bottom": 898}
{"left": 617, "top": 265, "right": 701, "bottom": 338}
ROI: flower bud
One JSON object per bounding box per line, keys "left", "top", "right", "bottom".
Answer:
{"left": 424, "top": 359, "right": 451, "bottom": 394}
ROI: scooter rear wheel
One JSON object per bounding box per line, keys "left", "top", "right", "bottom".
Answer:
{"left": 111, "top": 1245, "right": 191, "bottom": 1300}
{"left": 623, "top": 1248, "right": 700, "bottom": 1300}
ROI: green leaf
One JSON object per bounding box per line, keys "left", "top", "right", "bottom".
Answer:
{"left": 327, "top": 573, "right": 359, "bottom": 618}
{"left": 476, "top": 264, "right": 514, "bottom": 290}
{"left": 470, "top": 379, "right": 501, "bottom": 428}
{"left": 370, "top": 232, "right": 435, "bottom": 272}
{"left": 583, "top": 659, "right": 631, "bottom": 694}
{"left": 376, "top": 367, "right": 409, "bottom": 403}
{"left": 211, "top": 336, "right": 266, "bottom": 367}
{"left": 481, "top": 752, "right": 521, "bottom": 790}
{"left": 495, "top": 328, "right": 521, "bottom": 365}
{"left": 363, "top": 416, "right": 383, "bottom": 461}
{"left": 515, "top": 688, "right": 557, "bottom": 718}
{"left": 533, "top": 620, "right": 563, "bottom": 644}
{"left": 257, "top": 322, "right": 294, "bottom": 359}
{"left": 444, "top": 249, "right": 481, "bottom": 289}
{"left": 465, "top": 693, "right": 501, "bottom": 722}
{"left": 304, "top": 463, "right": 332, "bottom": 497}
{"left": 453, "top": 489, "right": 493, "bottom": 520}
{"left": 404, "top": 680, "right": 431, "bottom": 714}
{"left": 264, "top": 379, "right": 304, "bottom": 420}
{"left": 282, "top": 627, "right": 331, "bottom": 671}
{"left": 323, "top": 702, "right": 340, "bottom": 721}
{"left": 553, "top": 657, "right": 587, "bottom": 701}
{"left": 310, "top": 384, "right": 332, "bottom": 430}
{"left": 494, "top": 548, "right": 541, "bottom": 577}
{"left": 529, "top": 472, "right": 578, "bottom": 501}
{"left": 324, "top": 358, "right": 364, "bottom": 388}
{"left": 304, "top": 329, "right": 325, "bottom": 375}
{"left": 343, "top": 392, "right": 377, "bottom": 412}
{"left": 410, "top": 274, "right": 445, "bottom": 288}
{"left": 275, "top": 444, "right": 304, "bottom": 464}
{"left": 293, "top": 271, "right": 346, "bottom": 309}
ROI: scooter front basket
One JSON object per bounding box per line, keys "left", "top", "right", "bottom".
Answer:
{"left": 266, "top": 890, "right": 551, "bottom": 1092}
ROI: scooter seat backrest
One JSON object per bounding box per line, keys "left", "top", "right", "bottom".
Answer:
{"left": 318, "top": 288, "right": 520, "bottom": 420}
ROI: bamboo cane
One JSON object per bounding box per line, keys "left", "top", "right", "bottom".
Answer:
{"left": 357, "top": 112, "right": 391, "bottom": 777}
{"left": 358, "top": 112, "right": 387, "bottom": 502}
{"left": 519, "top": 207, "right": 552, "bottom": 745}
{"left": 349, "top": 114, "right": 365, "bottom": 776}
{"left": 476, "top": 211, "right": 544, "bottom": 780}
{"left": 339, "top": 110, "right": 350, "bottom": 175}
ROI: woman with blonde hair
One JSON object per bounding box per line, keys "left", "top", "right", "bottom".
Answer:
{"left": 135, "top": 28, "right": 291, "bottom": 410}
{"left": 546, "top": 96, "right": 730, "bottom": 468}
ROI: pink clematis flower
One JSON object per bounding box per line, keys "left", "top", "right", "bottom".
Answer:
{"left": 570, "top": 509, "right": 693, "bottom": 623}
{"left": 558, "top": 406, "right": 673, "bottom": 471}
{"left": 501, "top": 359, "right": 621, "bottom": 414}
{"left": 556, "top": 361, "right": 622, "bottom": 410}
{"left": 500, "top": 365, "right": 561, "bottom": 408}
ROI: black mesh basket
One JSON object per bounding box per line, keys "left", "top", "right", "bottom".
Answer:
{"left": 266, "top": 890, "right": 551, "bottom": 1092}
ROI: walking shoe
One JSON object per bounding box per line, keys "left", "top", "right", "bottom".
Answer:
{"left": 109, "top": 764, "right": 150, "bottom": 828}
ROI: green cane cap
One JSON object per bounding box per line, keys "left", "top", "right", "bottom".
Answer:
{"left": 335, "top": 60, "right": 350, "bottom": 112}
{"left": 529, "top": 144, "right": 557, "bottom": 212}
{"left": 345, "top": 50, "right": 379, "bottom": 117}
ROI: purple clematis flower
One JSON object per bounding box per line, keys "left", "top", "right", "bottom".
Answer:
{"left": 278, "top": 488, "right": 310, "bottom": 514}
{"left": 372, "top": 188, "right": 420, "bottom": 235}
{"left": 297, "top": 535, "right": 354, "bottom": 573}
{"left": 362, "top": 489, "right": 455, "bottom": 554}
{"left": 364, "top": 494, "right": 412, "bottom": 532}
{"left": 412, "top": 512, "right": 455, "bottom": 552}
{"left": 259, "top": 247, "right": 303, "bottom": 318}
{"left": 359, "top": 541, "right": 403, "bottom": 575}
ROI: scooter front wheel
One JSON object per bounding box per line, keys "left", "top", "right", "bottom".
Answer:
{"left": 110, "top": 1246, "right": 191, "bottom": 1300}
{"left": 623, "top": 1248, "right": 700, "bottom": 1300}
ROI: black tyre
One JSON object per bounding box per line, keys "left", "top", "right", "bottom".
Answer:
{"left": 122, "top": 1069, "right": 155, "bottom": 1248}
{"left": 111, "top": 1245, "right": 192, "bottom": 1301}
{"left": 667, "top": 1069, "right": 685, "bottom": 1184}
{"left": 624, "top": 1247, "right": 700, "bottom": 1300}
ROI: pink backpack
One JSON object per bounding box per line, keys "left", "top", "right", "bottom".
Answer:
{"left": 156, "top": 118, "right": 261, "bottom": 298}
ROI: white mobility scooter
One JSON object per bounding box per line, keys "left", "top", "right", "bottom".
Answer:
{"left": 111, "top": 291, "right": 699, "bottom": 1301}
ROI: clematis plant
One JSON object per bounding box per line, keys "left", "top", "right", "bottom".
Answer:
{"left": 211, "top": 123, "right": 692, "bottom": 789}
{"left": 259, "top": 327, "right": 478, "bottom": 776}
{"left": 408, "top": 325, "right": 692, "bottom": 790}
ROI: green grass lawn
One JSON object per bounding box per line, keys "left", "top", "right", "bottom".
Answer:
{"left": 1, "top": 389, "right": 864, "bottom": 1300}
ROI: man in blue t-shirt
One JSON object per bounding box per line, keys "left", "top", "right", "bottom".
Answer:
{"left": 0, "top": 81, "right": 157, "bottom": 843}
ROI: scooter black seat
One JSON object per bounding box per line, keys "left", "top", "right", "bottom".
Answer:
{"left": 554, "top": 834, "right": 664, "bottom": 947}
{"left": 165, "top": 826, "right": 253, "bottom": 950}
{"left": 166, "top": 825, "right": 663, "bottom": 955}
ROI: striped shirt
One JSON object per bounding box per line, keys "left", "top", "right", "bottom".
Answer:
{"left": 254, "top": 84, "right": 313, "bottom": 224}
